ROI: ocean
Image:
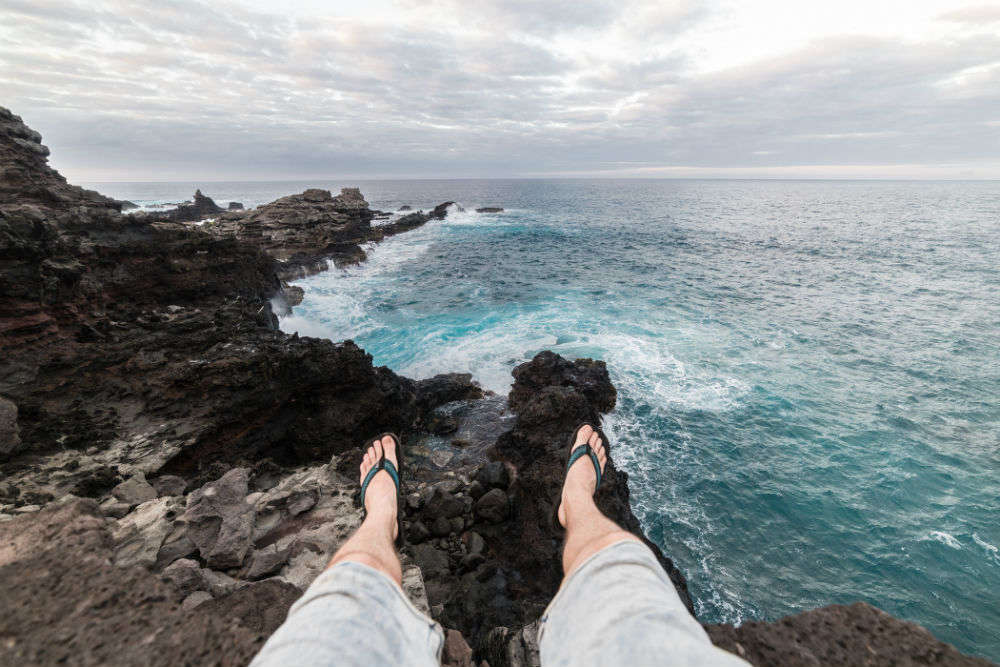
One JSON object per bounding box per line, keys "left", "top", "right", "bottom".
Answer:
{"left": 87, "top": 179, "right": 1000, "bottom": 661}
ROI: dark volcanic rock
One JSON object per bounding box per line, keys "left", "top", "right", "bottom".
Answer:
{"left": 206, "top": 187, "right": 376, "bottom": 279}
{"left": 706, "top": 602, "right": 995, "bottom": 667}
{"left": 475, "top": 207, "right": 504, "bottom": 213}
{"left": 162, "top": 189, "right": 224, "bottom": 222}
{"left": 228, "top": 201, "right": 244, "bottom": 210}
{"left": 415, "top": 372, "right": 485, "bottom": 414}
{"left": 118, "top": 200, "right": 138, "bottom": 210}
{"left": 422, "top": 351, "right": 693, "bottom": 652}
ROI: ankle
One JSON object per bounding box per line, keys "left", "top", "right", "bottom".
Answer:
{"left": 561, "top": 488, "right": 598, "bottom": 526}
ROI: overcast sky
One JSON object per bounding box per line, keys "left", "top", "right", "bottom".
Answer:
{"left": 2, "top": 0, "right": 999, "bottom": 181}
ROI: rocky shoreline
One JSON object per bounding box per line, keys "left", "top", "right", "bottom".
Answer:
{"left": 0, "top": 105, "right": 993, "bottom": 667}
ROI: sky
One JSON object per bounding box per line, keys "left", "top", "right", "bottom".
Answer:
{"left": 1, "top": 0, "right": 999, "bottom": 181}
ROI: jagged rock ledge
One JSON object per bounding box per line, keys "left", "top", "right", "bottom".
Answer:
{"left": 0, "top": 106, "right": 993, "bottom": 667}
{"left": 135, "top": 185, "right": 456, "bottom": 282}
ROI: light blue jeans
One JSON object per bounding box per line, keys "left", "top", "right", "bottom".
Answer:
{"left": 250, "top": 540, "right": 749, "bottom": 667}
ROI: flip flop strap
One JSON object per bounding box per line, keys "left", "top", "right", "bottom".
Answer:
{"left": 359, "top": 458, "right": 400, "bottom": 506}
{"left": 567, "top": 444, "right": 602, "bottom": 491}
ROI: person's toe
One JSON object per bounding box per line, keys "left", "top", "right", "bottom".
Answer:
{"left": 373, "top": 437, "right": 383, "bottom": 463}
{"left": 575, "top": 423, "right": 593, "bottom": 446}
{"left": 381, "top": 435, "right": 397, "bottom": 465}
{"left": 589, "top": 432, "right": 606, "bottom": 463}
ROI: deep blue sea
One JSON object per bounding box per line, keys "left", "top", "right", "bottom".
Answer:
{"left": 88, "top": 179, "right": 1000, "bottom": 661}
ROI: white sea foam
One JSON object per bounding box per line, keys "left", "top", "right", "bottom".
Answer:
{"left": 923, "top": 531, "right": 963, "bottom": 549}
{"left": 973, "top": 533, "right": 999, "bottom": 561}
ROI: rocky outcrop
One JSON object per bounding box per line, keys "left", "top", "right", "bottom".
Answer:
{"left": 476, "top": 207, "right": 504, "bottom": 213}
{"left": 159, "top": 189, "right": 224, "bottom": 222}
{"left": 204, "top": 189, "right": 456, "bottom": 281}
{"left": 204, "top": 187, "right": 375, "bottom": 279}
{"left": 228, "top": 201, "right": 244, "bottom": 211}
{"left": 0, "top": 500, "right": 272, "bottom": 667}
{"left": 706, "top": 603, "right": 994, "bottom": 667}
{"left": 0, "top": 107, "right": 120, "bottom": 211}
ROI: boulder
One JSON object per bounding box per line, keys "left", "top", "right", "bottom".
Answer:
{"left": 443, "top": 628, "right": 475, "bottom": 667}
{"left": 182, "top": 468, "right": 255, "bottom": 569}
{"left": 474, "top": 461, "right": 510, "bottom": 490}
{"left": 113, "top": 497, "right": 184, "bottom": 568}
{"left": 228, "top": 201, "right": 244, "bottom": 210}
{"left": 475, "top": 488, "right": 508, "bottom": 524}
{"left": 112, "top": 473, "right": 158, "bottom": 506}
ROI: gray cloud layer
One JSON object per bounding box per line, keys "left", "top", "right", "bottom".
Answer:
{"left": 1, "top": 0, "right": 998, "bottom": 179}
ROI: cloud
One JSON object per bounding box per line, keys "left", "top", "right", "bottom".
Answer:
{"left": 0, "top": 0, "right": 998, "bottom": 179}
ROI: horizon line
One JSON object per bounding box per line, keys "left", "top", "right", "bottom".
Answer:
{"left": 76, "top": 176, "right": 1000, "bottom": 185}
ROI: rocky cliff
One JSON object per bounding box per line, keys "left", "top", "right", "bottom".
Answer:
{"left": 0, "top": 107, "right": 993, "bottom": 667}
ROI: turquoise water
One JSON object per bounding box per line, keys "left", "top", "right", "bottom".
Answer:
{"left": 92, "top": 179, "right": 1000, "bottom": 660}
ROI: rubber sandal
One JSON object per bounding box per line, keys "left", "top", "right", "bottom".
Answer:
{"left": 552, "top": 422, "right": 604, "bottom": 533}
{"left": 358, "top": 432, "right": 405, "bottom": 548}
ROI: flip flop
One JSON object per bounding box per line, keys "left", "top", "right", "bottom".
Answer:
{"left": 358, "top": 432, "right": 405, "bottom": 548}
{"left": 553, "top": 422, "right": 604, "bottom": 533}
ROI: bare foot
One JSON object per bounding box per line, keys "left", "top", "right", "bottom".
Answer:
{"left": 359, "top": 435, "right": 399, "bottom": 540}
{"left": 557, "top": 424, "right": 607, "bottom": 529}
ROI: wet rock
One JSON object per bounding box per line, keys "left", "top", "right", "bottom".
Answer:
{"left": 508, "top": 351, "right": 616, "bottom": 417}
{"left": 283, "top": 285, "right": 304, "bottom": 307}
{"left": 425, "top": 488, "right": 465, "bottom": 520}
{"left": 428, "top": 413, "right": 460, "bottom": 435}
{"left": 206, "top": 187, "right": 375, "bottom": 279}
{"left": 443, "top": 628, "right": 475, "bottom": 667}
{"left": 111, "top": 473, "right": 157, "bottom": 506}
{"left": 468, "top": 480, "right": 487, "bottom": 500}
{"left": 182, "top": 468, "right": 255, "bottom": 569}
{"left": 416, "top": 373, "right": 485, "bottom": 414}
{"left": 163, "top": 189, "right": 224, "bottom": 222}
{"left": 475, "top": 489, "right": 508, "bottom": 524}
{"left": 475, "top": 461, "right": 510, "bottom": 490}
{"left": 475, "top": 207, "right": 504, "bottom": 213}
{"left": 398, "top": 205, "right": 412, "bottom": 211}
